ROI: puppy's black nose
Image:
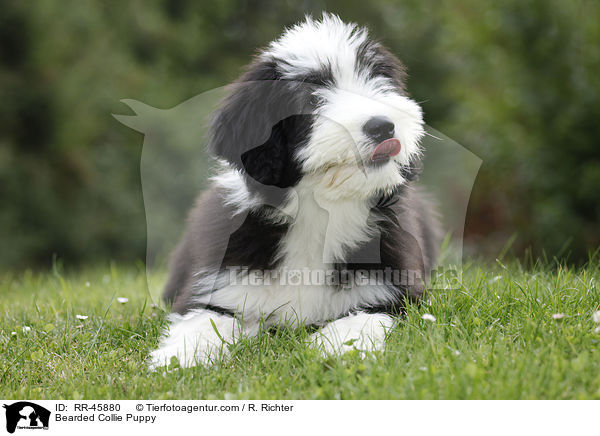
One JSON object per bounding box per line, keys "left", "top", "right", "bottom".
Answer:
{"left": 363, "top": 116, "right": 395, "bottom": 143}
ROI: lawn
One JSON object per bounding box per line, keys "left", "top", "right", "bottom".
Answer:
{"left": 1, "top": 258, "right": 600, "bottom": 399}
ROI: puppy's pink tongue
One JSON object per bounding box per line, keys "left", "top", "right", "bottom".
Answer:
{"left": 370, "top": 138, "right": 401, "bottom": 162}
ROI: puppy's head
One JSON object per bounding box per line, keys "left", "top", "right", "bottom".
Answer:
{"left": 210, "top": 13, "right": 424, "bottom": 201}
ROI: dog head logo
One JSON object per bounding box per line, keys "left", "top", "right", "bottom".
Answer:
{"left": 3, "top": 402, "right": 50, "bottom": 433}
{"left": 115, "top": 83, "right": 481, "bottom": 300}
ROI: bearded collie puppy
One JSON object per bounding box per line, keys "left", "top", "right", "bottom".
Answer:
{"left": 150, "top": 13, "right": 440, "bottom": 368}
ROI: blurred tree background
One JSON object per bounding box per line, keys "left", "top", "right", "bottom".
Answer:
{"left": 1, "top": 0, "right": 599, "bottom": 269}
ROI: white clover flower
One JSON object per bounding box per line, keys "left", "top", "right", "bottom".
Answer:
{"left": 85, "top": 282, "right": 91, "bottom": 287}
{"left": 11, "top": 332, "right": 17, "bottom": 336}
{"left": 421, "top": 313, "right": 436, "bottom": 322}
{"left": 592, "top": 310, "right": 600, "bottom": 324}
{"left": 22, "top": 326, "right": 31, "bottom": 333}
{"left": 117, "top": 297, "right": 129, "bottom": 304}
{"left": 76, "top": 314, "right": 88, "bottom": 320}
{"left": 552, "top": 313, "right": 565, "bottom": 320}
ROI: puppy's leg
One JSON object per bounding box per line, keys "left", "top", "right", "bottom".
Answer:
{"left": 310, "top": 312, "right": 395, "bottom": 356}
{"left": 149, "top": 309, "right": 246, "bottom": 369}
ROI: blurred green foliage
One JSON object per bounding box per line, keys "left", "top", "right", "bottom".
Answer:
{"left": 1, "top": 0, "right": 599, "bottom": 268}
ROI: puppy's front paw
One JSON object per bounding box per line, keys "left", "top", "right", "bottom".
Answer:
{"left": 149, "top": 309, "right": 240, "bottom": 370}
{"left": 310, "top": 312, "right": 395, "bottom": 356}
{"left": 149, "top": 337, "right": 226, "bottom": 370}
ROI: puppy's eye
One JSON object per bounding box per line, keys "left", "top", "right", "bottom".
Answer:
{"left": 309, "top": 94, "right": 321, "bottom": 107}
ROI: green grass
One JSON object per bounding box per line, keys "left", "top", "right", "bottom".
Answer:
{"left": 1, "top": 259, "right": 600, "bottom": 399}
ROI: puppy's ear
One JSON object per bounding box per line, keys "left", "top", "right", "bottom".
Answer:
{"left": 240, "top": 114, "right": 312, "bottom": 188}
{"left": 209, "top": 60, "right": 309, "bottom": 188}
{"left": 356, "top": 41, "right": 408, "bottom": 96}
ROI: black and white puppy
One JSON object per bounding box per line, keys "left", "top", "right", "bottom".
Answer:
{"left": 150, "top": 14, "right": 440, "bottom": 368}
